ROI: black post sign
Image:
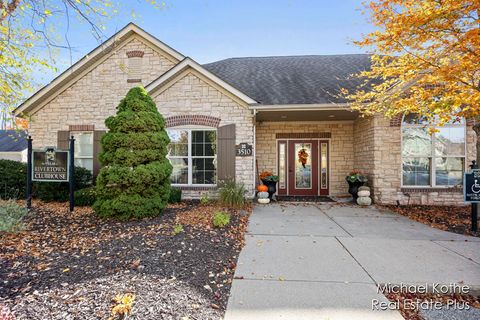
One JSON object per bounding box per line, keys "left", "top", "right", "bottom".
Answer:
{"left": 465, "top": 161, "right": 479, "bottom": 232}
{"left": 464, "top": 169, "right": 480, "bottom": 203}
{"left": 26, "top": 136, "right": 76, "bottom": 212}
{"left": 32, "top": 148, "right": 69, "bottom": 182}
{"left": 236, "top": 143, "right": 253, "bottom": 156}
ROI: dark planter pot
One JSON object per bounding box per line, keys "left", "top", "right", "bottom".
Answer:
{"left": 261, "top": 179, "right": 278, "bottom": 200}
{"left": 346, "top": 178, "right": 365, "bottom": 200}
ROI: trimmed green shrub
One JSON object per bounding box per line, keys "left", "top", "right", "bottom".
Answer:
{"left": 0, "top": 199, "right": 27, "bottom": 233}
{"left": 168, "top": 187, "right": 182, "bottom": 204}
{"left": 218, "top": 180, "right": 246, "bottom": 208}
{"left": 74, "top": 187, "right": 96, "bottom": 206}
{"left": 34, "top": 166, "right": 93, "bottom": 202}
{"left": 0, "top": 159, "right": 27, "bottom": 200}
{"left": 212, "top": 211, "right": 230, "bottom": 228}
{"left": 94, "top": 87, "right": 172, "bottom": 219}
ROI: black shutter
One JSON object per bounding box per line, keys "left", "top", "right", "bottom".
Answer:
{"left": 217, "top": 124, "right": 236, "bottom": 183}
{"left": 57, "top": 131, "right": 70, "bottom": 150}
{"left": 93, "top": 130, "right": 106, "bottom": 180}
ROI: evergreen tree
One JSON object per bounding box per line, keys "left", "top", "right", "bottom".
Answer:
{"left": 94, "top": 87, "right": 172, "bottom": 219}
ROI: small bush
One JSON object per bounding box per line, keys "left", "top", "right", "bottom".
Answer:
{"left": 218, "top": 180, "right": 246, "bottom": 208}
{"left": 212, "top": 211, "right": 230, "bottom": 228}
{"left": 0, "top": 199, "right": 27, "bottom": 233}
{"left": 74, "top": 187, "right": 96, "bottom": 206}
{"left": 200, "top": 194, "right": 209, "bottom": 205}
{"left": 34, "top": 166, "right": 93, "bottom": 202}
{"left": 173, "top": 224, "right": 184, "bottom": 235}
{"left": 0, "top": 159, "right": 27, "bottom": 200}
{"left": 168, "top": 187, "right": 182, "bottom": 204}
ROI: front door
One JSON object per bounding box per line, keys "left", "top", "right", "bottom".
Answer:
{"left": 277, "top": 140, "right": 329, "bottom": 196}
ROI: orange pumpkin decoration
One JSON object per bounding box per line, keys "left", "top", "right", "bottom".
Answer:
{"left": 257, "top": 185, "right": 268, "bottom": 192}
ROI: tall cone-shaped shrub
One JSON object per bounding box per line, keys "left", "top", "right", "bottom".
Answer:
{"left": 93, "top": 87, "right": 172, "bottom": 219}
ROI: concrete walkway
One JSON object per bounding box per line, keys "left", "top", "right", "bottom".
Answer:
{"left": 225, "top": 203, "right": 480, "bottom": 320}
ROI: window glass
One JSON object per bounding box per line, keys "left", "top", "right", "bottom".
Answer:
{"left": 170, "top": 158, "right": 188, "bottom": 184}
{"left": 401, "top": 114, "right": 465, "bottom": 187}
{"left": 435, "top": 127, "right": 465, "bottom": 156}
{"left": 73, "top": 132, "right": 93, "bottom": 171}
{"left": 435, "top": 157, "right": 464, "bottom": 186}
{"left": 167, "top": 129, "right": 217, "bottom": 185}
{"left": 402, "top": 128, "right": 431, "bottom": 157}
{"left": 402, "top": 158, "right": 430, "bottom": 186}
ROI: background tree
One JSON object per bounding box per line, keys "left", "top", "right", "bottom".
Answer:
{"left": 343, "top": 0, "right": 480, "bottom": 162}
{"left": 0, "top": 0, "right": 162, "bottom": 129}
{"left": 94, "top": 87, "right": 172, "bottom": 219}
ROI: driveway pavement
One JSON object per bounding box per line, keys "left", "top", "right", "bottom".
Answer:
{"left": 225, "top": 203, "right": 480, "bottom": 320}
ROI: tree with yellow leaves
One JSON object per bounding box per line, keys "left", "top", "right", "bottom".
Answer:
{"left": 0, "top": 0, "right": 162, "bottom": 129}
{"left": 344, "top": 0, "right": 480, "bottom": 162}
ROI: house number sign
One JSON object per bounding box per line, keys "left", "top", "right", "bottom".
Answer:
{"left": 236, "top": 143, "right": 253, "bottom": 156}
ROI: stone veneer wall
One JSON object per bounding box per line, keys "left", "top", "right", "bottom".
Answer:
{"left": 353, "top": 116, "right": 376, "bottom": 196}
{"left": 29, "top": 37, "right": 177, "bottom": 147}
{"left": 28, "top": 37, "right": 255, "bottom": 199}
{"left": 354, "top": 115, "right": 477, "bottom": 206}
{"left": 255, "top": 121, "right": 354, "bottom": 197}
{"left": 151, "top": 71, "right": 255, "bottom": 198}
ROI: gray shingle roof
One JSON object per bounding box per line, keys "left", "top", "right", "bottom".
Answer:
{"left": 203, "top": 54, "right": 372, "bottom": 105}
{"left": 0, "top": 130, "right": 28, "bottom": 152}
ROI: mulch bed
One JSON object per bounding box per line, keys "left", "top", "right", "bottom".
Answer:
{"left": 379, "top": 205, "right": 480, "bottom": 237}
{"left": 385, "top": 291, "right": 480, "bottom": 320}
{"left": 0, "top": 200, "right": 251, "bottom": 319}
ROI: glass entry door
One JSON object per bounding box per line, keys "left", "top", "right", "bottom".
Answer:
{"left": 277, "top": 140, "right": 329, "bottom": 196}
{"left": 288, "top": 140, "right": 319, "bottom": 196}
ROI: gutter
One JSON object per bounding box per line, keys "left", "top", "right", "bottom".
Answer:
{"left": 249, "top": 103, "right": 352, "bottom": 112}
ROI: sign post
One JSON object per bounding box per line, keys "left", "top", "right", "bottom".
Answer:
{"left": 26, "top": 136, "right": 33, "bottom": 209}
{"left": 30, "top": 140, "right": 75, "bottom": 211}
{"left": 464, "top": 161, "right": 479, "bottom": 232}
{"left": 69, "top": 136, "right": 75, "bottom": 212}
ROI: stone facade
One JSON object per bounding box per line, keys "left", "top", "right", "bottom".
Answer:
{"left": 255, "top": 121, "right": 354, "bottom": 197}
{"left": 28, "top": 36, "right": 255, "bottom": 199}
{"left": 29, "top": 37, "right": 177, "bottom": 148}
{"left": 151, "top": 70, "right": 255, "bottom": 198}
{"left": 353, "top": 114, "right": 477, "bottom": 205}
{"left": 24, "top": 29, "right": 476, "bottom": 205}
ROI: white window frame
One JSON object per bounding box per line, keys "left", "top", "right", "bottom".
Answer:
{"left": 401, "top": 116, "right": 466, "bottom": 188}
{"left": 167, "top": 126, "right": 217, "bottom": 187}
{"left": 71, "top": 131, "right": 94, "bottom": 172}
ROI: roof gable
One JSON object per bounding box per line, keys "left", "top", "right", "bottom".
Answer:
{"left": 145, "top": 58, "right": 258, "bottom": 105}
{"left": 14, "top": 23, "right": 185, "bottom": 116}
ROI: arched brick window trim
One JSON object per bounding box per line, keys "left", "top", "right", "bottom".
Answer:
{"left": 126, "top": 50, "right": 144, "bottom": 58}
{"left": 165, "top": 115, "right": 221, "bottom": 128}
{"left": 389, "top": 114, "right": 403, "bottom": 127}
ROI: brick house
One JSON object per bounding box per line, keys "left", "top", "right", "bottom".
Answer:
{"left": 14, "top": 24, "right": 476, "bottom": 205}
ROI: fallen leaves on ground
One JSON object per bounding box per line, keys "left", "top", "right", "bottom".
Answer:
{"left": 0, "top": 199, "right": 252, "bottom": 319}
{"left": 379, "top": 205, "right": 479, "bottom": 237}
{"left": 385, "top": 291, "right": 480, "bottom": 320}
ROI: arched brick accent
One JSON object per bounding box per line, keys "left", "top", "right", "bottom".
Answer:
{"left": 165, "top": 115, "right": 221, "bottom": 128}
{"left": 126, "top": 50, "right": 145, "bottom": 58}
{"left": 389, "top": 114, "right": 403, "bottom": 127}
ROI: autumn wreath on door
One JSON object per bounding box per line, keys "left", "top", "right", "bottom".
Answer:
{"left": 298, "top": 148, "right": 309, "bottom": 168}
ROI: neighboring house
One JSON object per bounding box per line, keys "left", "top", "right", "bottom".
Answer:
{"left": 13, "top": 23, "right": 476, "bottom": 205}
{"left": 0, "top": 130, "right": 28, "bottom": 162}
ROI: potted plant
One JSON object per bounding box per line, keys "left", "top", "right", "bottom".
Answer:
{"left": 259, "top": 171, "right": 279, "bottom": 200}
{"left": 345, "top": 170, "right": 368, "bottom": 200}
